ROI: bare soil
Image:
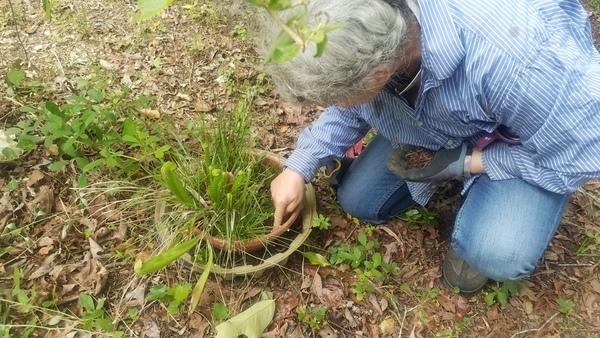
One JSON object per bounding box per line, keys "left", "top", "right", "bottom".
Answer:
{"left": 1, "top": 0, "right": 599, "bottom": 337}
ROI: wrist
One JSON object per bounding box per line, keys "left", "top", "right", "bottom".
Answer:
{"left": 469, "top": 149, "right": 485, "bottom": 174}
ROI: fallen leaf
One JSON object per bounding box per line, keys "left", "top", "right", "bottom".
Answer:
{"left": 195, "top": 99, "right": 214, "bottom": 112}
{"left": 523, "top": 300, "right": 534, "bottom": 315}
{"left": 279, "top": 125, "right": 289, "bottom": 134}
{"left": 591, "top": 279, "right": 600, "bottom": 294}
{"left": 215, "top": 297, "right": 275, "bottom": 338}
{"left": 176, "top": 92, "right": 193, "bottom": 101}
{"left": 140, "top": 109, "right": 160, "bottom": 119}
{"left": 27, "top": 170, "right": 45, "bottom": 187}
{"left": 379, "top": 318, "right": 395, "bottom": 335}
{"left": 88, "top": 238, "right": 104, "bottom": 258}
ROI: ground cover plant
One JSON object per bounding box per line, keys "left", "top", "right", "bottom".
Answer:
{"left": 1, "top": 0, "right": 599, "bottom": 337}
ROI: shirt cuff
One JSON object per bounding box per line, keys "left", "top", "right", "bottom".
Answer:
{"left": 284, "top": 148, "right": 323, "bottom": 182}
{"left": 481, "top": 142, "right": 522, "bottom": 181}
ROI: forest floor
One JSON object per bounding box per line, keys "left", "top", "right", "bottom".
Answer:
{"left": 0, "top": 0, "right": 599, "bottom": 337}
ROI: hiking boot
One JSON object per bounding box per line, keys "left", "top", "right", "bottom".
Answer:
{"left": 442, "top": 246, "right": 489, "bottom": 296}
{"left": 323, "top": 157, "right": 355, "bottom": 189}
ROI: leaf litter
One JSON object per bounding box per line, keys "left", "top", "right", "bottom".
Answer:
{"left": 0, "top": 0, "right": 599, "bottom": 337}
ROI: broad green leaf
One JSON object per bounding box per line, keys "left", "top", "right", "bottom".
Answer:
{"left": 7, "top": 68, "right": 25, "bottom": 86}
{"left": 161, "top": 161, "right": 196, "bottom": 207}
{"left": 215, "top": 297, "right": 275, "bottom": 338}
{"left": 484, "top": 293, "right": 496, "bottom": 306}
{"left": 78, "top": 295, "right": 95, "bottom": 312}
{"left": 146, "top": 284, "right": 167, "bottom": 301}
{"left": 213, "top": 302, "right": 229, "bottom": 321}
{"left": 271, "top": 43, "right": 301, "bottom": 64}
{"left": 189, "top": 244, "right": 213, "bottom": 315}
{"left": 496, "top": 291, "right": 508, "bottom": 305}
{"left": 168, "top": 282, "right": 192, "bottom": 303}
{"left": 87, "top": 89, "right": 102, "bottom": 102}
{"left": 133, "top": 0, "right": 174, "bottom": 21}
{"left": 301, "top": 252, "right": 331, "bottom": 267}
{"left": 82, "top": 159, "right": 105, "bottom": 172}
{"left": 77, "top": 173, "right": 88, "bottom": 188}
{"left": 48, "top": 160, "right": 69, "bottom": 172}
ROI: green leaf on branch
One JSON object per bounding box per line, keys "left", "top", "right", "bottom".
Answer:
{"left": 133, "top": 0, "right": 174, "bottom": 21}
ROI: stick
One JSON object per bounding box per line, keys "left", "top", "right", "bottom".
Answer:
{"left": 7, "top": 0, "right": 31, "bottom": 63}
{"left": 509, "top": 312, "right": 559, "bottom": 338}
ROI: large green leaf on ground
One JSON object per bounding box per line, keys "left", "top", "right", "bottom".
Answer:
{"left": 215, "top": 294, "right": 275, "bottom": 338}
{"left": 134, "top": 0, "right": 174, "bottom": 21}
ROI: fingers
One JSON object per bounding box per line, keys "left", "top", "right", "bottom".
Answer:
{"left": 280, "top": 205, "right": 302, "bottom": 229}
{"left": 273, "top": 199, "right": 302, "bottom": 228}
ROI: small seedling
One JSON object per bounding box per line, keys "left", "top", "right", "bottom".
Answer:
{"left": 297, "top": 305, "right": 327, "bottom": 330}
{"left": 484, "top": 281, "right": 518, "bottom": 306}
{"left": 313, "top": 214, "right": 331, "bottom": 230}
{"left": 576, "top": 232, "right": 599, "bottom": 257}
{"left": 398, "top": 208, "right": 438, "bottom": 226}
{"left": 328, "top": 231, "right": 398, "bottom": 300}
{"left": 146, "top": 282, "right": 193, "bottom": 315}
{"left": 78, "top": 294, "right": 114, "bottom": 332}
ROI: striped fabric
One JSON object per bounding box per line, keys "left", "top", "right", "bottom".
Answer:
{"left": 284, "top": 0, "right": 600, "bottom": 205}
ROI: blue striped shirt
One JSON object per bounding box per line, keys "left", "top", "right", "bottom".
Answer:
{"left": 284, "top": 0, "right": 600, "bottom": 205}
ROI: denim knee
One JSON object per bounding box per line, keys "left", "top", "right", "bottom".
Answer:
{"left": 336, "top": 184, "right": 381, "bottom": 223}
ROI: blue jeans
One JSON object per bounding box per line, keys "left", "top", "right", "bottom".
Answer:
{"left": 336, "top": 135, "right": 571, "bottom": 281}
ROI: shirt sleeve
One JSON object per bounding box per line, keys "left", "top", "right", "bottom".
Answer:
{"left": 285, "top": 105, "right": 371, "bottom": 182}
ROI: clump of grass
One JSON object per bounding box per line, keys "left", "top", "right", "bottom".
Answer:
{"left": 161, "top": 98, "right": 280, "bottom": 246}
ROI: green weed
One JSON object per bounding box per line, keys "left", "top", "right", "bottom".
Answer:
{"left": 297, "top": 305, "right": 328, "bottom": 330}
{"left": 398, "top": 207, "right": 438, "bottom": 226}
{"left": 146, "top": 282, "right": 193, "bottom": 315}
{"left": 484, "top": 281, "right": 518, "bottom": 306}
{"left": 328, "top": 231, "right": 398, "bottom": 300}
{"left": 313, "top": 214, "right": 331, "bottom": 230}
{"left": 576, "top": 232, "right": 599, "bottom": 257}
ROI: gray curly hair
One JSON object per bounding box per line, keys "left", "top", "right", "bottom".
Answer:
{"left": 262, "top": 0, "right": 413, "bottom": 105}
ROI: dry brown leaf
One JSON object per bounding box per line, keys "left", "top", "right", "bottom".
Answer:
{"left": 253, "top": 97, "right": 269, "bottom": 106}
{"left": 140, "top": 108, "right": 160, "bottom": 119}
{"left": 88, "top": 237, "right": 104, "bottom": 258}
{"left": 27, "top": 170, "right": 45, "bottom": 187}
{"left": 27, "top": 185, "right": 54, "bottom": 214}
{"left": 311, "top": 271, "right": 323, "bottom": 299}
{"left": 48, "top": 258, "right": 109, "bottom": 304}
{"left": 46, "top": 144, "right": 59, "bottom": 156}
{"left": 344, "top": 308, "right": 360, "bottom": 328}
{"left": 279, "top": 125, "right": 290, "bottom": 134}
{"left": 195, "top": 99, "right": 214, "bottom": 112}
{"left": 590, "top": 279, "right": 600, "bottom": 294}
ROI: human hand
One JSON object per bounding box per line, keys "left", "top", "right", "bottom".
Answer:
{"left": 387, "top": 143, "right": 472, "bottom": 182}
{"left": 271, "top": 167, "right": 306, "bottom": 228}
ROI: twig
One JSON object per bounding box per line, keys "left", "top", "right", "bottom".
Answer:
{"left": 7, "top": 0, "right": 30, "bottom": 63}
{"left": 509, "top": 312, "right": 560, "bottom": 338}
